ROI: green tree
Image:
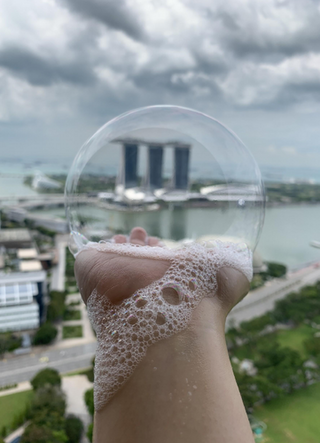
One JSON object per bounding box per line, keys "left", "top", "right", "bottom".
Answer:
{"left": 65, "top": 415, "right": 83, "bottom": 443}
{"left": 254, "top": 344, "right": 305, "bottom": 393}
{"left": 86, "top": 423, "right": 93, "bottom": 443}
{"left": 273, "top": 286, "right": 320, "bottom": 324}
{"left": 66, "top": 249, "right": 75, "bottom": 278}
{"left": 32, "top": 410, "right": 66, "bottom": 430}
{"left": 240, "top": 312, "right": 276, "bottom": 335}
{"left": 21, "top": 423, "right": 53, "bottom": 443}
{"left": 266, "top": 262, "right": 287, "bottom": 278}
{"left": 33, "top": 323, "right": 57, "bottom": 345}
{"left": 29, "top": 385, "right": 66, "bottom": 419}
{"left": 304, "top": 336, "right": 320, "bottom": 357}
{"left": 35, "top": 226, "right": 56, "bottom": 238}
{"left": 31, "top": 368, "right": 61, "bottom": 390}
{"left": 0, "top": 332, "right": 22, "bottom": 357}
{"left": 84, "top": 388, "right": 94, "bottom": 416}
{"left": 21, "top": 423, "right": 68, "bottom": 443}
{"left": 47, "top": 291, "right": 66, "bottom": 322}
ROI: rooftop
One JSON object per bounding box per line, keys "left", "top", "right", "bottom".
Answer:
{"left": 17, "top": 248, "right": 38, "bottom": 259}
{"left": 0, "top": 229, "right": 32, "bottom": 243}
{"left": 0, "top": 270, "right": 46, "bottom": 284}
{"left": 19, "top": 260, "right": 43, "bottom": 272}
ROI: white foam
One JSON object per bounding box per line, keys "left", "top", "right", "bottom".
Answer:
{"left": 85, "top": 241, "right": 252, "bottom": 411}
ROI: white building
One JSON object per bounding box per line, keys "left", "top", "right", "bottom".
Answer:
{"left": 32, "top": 172, "right": 61, "bottom": 190}
{"left": 0, "top": 270, "right": 46, "bottom": 332}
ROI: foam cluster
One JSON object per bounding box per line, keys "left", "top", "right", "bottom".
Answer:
{"left": 85, "top": 241, "right": 252, "bottom": 411}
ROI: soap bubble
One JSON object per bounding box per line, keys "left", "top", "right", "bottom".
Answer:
{"left": 65, "top": 105, "right": 265, "bottom": 255}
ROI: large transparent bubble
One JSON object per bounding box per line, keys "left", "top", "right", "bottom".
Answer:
{"left": 65, "top": 105, "right": 265, "bottom": 255}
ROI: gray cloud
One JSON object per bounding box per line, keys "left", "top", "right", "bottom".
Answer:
{"left": 0, "top": 46, "right": 96, "bottom": 86}
{"left": 1, "top": 0, "right": 320, "bottom": 168}
{"left": 62, "top": 0, "right": 145, "bottom": 42}
{"left": 217, "top": 3, "right": 320, "bottom": 58}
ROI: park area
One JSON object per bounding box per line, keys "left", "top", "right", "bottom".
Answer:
{"left": 0, "top": 390, "right": 33, "bottom": 435}
{"left": 255, "top": 383, "right": 320, "bottom": 442}
{"left": 227, "top": 282, "right": 320, "bottom": 442}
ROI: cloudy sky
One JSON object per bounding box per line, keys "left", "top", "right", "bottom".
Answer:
{"left": 0, "top": 0, "right": 320, "bottom": 170}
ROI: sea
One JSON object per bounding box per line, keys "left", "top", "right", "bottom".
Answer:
{"left": 0, "top": 161, "right": 320, "bottom": 270}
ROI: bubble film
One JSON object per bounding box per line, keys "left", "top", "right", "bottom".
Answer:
{"left": 85, "top": 240, "right": 252, "bottom": 411}
{"left": 65, "top": 106, "right": 265, "bottom": 254}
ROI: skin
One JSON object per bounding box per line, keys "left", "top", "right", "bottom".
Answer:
{"left": 75, "top": 227, "right": 254, "bottom": 443}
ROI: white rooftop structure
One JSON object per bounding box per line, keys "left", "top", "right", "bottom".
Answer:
{"left": 17, "top": 248, "right": 38, "bottom": 259}
{"left": 19, "top": 260, "right": 42, "bottom": 272}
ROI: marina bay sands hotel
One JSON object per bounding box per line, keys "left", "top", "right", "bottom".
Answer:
{"left": 115, "top": 139, "right": 191, "bottom": 191}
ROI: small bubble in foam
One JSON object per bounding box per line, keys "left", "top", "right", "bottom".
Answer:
{"left": 153, "top": 367, "right": 157, "bottom": 371}
{"left": 111, "top": 330, "right": 118, "bottom": 339}
{"left": 127, "top": 314, "right": 138, "bottom": 325}
{"left": 136, "top": 297, "right": 148, "bottom": 308}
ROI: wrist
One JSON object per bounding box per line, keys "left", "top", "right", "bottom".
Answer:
{"left": 94, "top": 298, "right": 231, "bottom": 442}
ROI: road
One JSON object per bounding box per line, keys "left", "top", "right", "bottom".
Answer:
{"left": 227, "top": 261, "right": 320, "bottom": 327}
{"left": 0, "top": 342, "right": 96, "bottom": 386}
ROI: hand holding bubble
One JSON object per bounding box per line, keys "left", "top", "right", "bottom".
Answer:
{"left": 65, "top": 106, "right": 265, "bottom": 412}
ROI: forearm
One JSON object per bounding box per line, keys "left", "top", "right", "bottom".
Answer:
{"left": 93, "top": 298, "right": 254, "bottom": 443}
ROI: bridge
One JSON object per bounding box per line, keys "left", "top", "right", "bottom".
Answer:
{"left": 0, "top": 194, "right": 93, "bottom": 210}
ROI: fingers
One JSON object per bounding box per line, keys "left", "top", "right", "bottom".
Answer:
{"left": 129, "top": 227, "right": 148, "bottom": 246}
{"left": 147, "top": 236, "right": 160, "bottom": 246}
{"left": 112, "top": 228, "right": 161, "bottom": 247}
{"left": 113, "top": 234, "right": 127, "bottom": 244}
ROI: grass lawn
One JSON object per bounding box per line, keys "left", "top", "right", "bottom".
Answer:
{"left": 0, "top": 390, "right": 33, "bottom": 430}
{"left": 63, "top": 309, "right": 81, "bottom": 321}
{"left": 62, "top": 325, "right": 83, "bottom": 339}
{"left": 277, "top": 324, "right": 314, "bottom": 357}
{"left": 254, "top": 382, "right": 320, "bottom": 443}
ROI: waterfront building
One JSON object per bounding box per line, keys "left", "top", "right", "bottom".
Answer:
{"left": 115, "top": 138, "right": 191, "bottom": 199}
{"left": 174, "top": 146, "right": 190, "bottom": 190}
{"left": 148, "top": 145, "right": 163, "bottom": 189}
{"left": 0, "top": 229, "right": 47, "bottom": 331}
{"left": 124, "top": 143, "right": 139, "bottom": 188}
{"left": 0, "top": 270, "right": 46, "bottom": 332}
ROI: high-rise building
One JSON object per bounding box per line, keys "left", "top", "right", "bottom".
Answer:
{"left": 148, "top": 145, "right": 163, "bottom": 189}
{"left": 124, "top": 143, "right": 138, "bottom": 188}
{"left": 0, "top": 271, "right": 46, "bottom": 332}
{"left": 174, "top": 147, "right": 190, "bottom": 190}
